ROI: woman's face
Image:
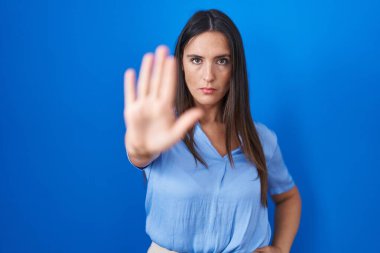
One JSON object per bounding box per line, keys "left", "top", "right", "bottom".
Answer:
{"left": 182, "top": 31, "right": 232, "bottom": 108}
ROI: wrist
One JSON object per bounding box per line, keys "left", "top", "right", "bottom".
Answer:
{"left": 127, "top": 146, "right": 153, "bottom": 160}
{"left": 125, "top": 134, "right": 152, "bottom": 159}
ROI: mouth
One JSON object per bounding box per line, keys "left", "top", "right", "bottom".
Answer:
{"left": 199, "top": 87, "right": 216, "bottom": 94}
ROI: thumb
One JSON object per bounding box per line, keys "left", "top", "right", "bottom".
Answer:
{"left": 170, "top": 108, "right": 204, "bottom": 141}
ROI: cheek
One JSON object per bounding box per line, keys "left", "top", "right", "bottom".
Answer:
{"left": 221, "top": 72, "right": 232, "bottom": 90}
{"left": 184, "top": 73, "right": 192, "bottom": 88}
{"left": 183, "top": 68, "right": 199, "bottom": 87}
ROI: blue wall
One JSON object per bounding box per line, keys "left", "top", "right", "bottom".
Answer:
{"left": 1, "top": 0, "right": 379, "bottom": 252}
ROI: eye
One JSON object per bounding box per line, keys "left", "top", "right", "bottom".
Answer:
{"left": 217, "top": 58, "right": 230, "bottom": 65}
{"left": 190, "top": 57, "right": 202, "bottom": 65}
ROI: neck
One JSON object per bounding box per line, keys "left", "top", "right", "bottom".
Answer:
{"left": 195, "top": 102, "right": 224, "bottom": 125}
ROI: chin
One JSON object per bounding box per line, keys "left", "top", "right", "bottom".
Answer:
{"left": 194, "top": 97, "right": 221, "bottom": 107}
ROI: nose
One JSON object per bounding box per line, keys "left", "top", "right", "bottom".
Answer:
{"left": 202, "top": 62, "right": 215, "bottom": 83}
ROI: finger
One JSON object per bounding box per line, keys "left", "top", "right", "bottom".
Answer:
{"left": 137, "top": 53, "right": 154, "bottom": 98}
{"left": 169, "top": 108, "right": 205, "bottom": 142}
{"left": 150, "top": 45, "right": 168, "bottom": 98}
{"left": 124, "top": 68, "right": 136, "bottom": 110}
{"left": 161, "top": 56, "right": 177, "bottom": 107}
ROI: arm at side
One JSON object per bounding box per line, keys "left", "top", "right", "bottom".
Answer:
{"left": 270, "top": 185, "right": 302, "bottom": 253}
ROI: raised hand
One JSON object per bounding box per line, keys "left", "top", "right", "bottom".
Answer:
{"left": 124, "top": 45, "right": 204, "bottom": 158}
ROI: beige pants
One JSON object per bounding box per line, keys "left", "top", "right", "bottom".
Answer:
{"left": 147, "top": 241, "right": 179, "bottom": 253}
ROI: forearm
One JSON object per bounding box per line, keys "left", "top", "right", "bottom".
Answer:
{"left": 271, "top": 189, "right": 302, "bottom": 253}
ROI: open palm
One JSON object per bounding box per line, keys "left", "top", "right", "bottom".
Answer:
{"left": 124, "top": 45, "right": 204, "bottom": 157}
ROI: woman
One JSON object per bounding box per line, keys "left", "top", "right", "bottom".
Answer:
{"left": 124, "top": 9, "right": 301, "bottom": 253}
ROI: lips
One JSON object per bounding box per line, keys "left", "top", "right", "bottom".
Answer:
{"left": 200, "top": 87, "right": 216, "bottom": 94}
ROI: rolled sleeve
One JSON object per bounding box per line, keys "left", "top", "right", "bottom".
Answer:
{"left": 267, "top": 142, "right": 295, "bottom": 195}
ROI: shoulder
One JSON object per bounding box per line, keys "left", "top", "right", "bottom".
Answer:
{"left": 253, "top": 121, "right": 278, "bottom": 158}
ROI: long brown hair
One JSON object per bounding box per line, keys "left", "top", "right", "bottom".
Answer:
{"left": 173, "top": 9, "right": 269, "bottom": 207}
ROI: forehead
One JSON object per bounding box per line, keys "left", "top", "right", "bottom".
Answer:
{"left": 183, "top": 31, "right": 230, "bottom": 56}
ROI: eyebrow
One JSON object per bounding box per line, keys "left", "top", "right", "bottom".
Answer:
{"left": 185, "top": 54, "right": 231, "bottom": 59}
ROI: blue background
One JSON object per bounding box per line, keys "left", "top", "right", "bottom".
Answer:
{"left": 1, "top": 0, "right": 379, "bottom": 252}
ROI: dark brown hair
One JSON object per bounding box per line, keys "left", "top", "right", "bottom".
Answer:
{"left": 145, "top": 9, "right": 269, "bottom": 207}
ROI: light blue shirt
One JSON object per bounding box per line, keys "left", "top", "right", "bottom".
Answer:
{"left": 127, "top": 121, "right": 295, "bottom": 253}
